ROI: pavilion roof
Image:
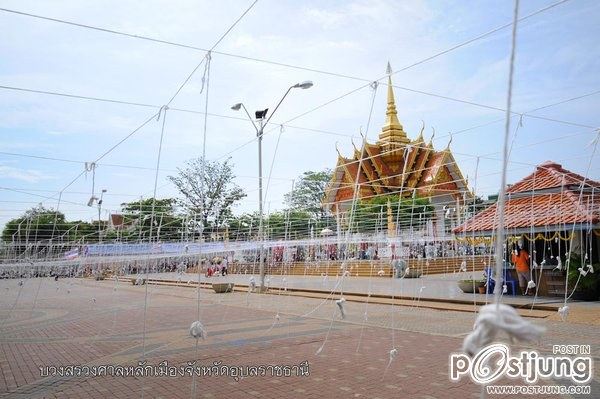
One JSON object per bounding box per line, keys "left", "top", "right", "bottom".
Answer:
{"left": 454, "top": 162, "right": 600, "bottom": 234}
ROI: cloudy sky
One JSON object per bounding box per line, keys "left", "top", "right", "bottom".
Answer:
{"left": 1, "top": 0, "right": 599, "bottom": 230}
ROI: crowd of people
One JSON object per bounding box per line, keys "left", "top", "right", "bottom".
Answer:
{"left": 204, "top": 256, "right": 228, "bottom": 277}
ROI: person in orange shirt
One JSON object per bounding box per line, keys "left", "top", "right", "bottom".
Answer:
{"left": 512, "top": 246, "right": 530, "bottom": 295}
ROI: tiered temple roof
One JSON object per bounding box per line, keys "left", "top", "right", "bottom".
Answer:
{"left": 453, "top": 161, "right": 600, "bottom": 234}
{"left": 323, "top": 65, "right": 471, "bottom": 212}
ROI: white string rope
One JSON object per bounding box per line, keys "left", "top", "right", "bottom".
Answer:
{"left": 140, "top": 105, "right": 168, "bottom": 399}
{"left": 314, "top": 81, "right": 379, "bottom": 356}
{"left": 560, "top": 130, "right": 600, "bottom": 314}
{"left": 462, "top": 2, "right": 544, "bottom": 374}
{"left": 191, "top": 50, "right": 212, "bottom": 399}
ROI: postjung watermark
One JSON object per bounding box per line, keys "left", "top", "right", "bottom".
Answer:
{"left": 450, "top": 343, "right": 592, "bottom": 390}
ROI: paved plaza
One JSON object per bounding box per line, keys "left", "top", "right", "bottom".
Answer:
{"left": 141, "top": 271, "right": 567, "bottom": 307}
{"left": 0, "top": 277, "right": 598, "bottom": 398}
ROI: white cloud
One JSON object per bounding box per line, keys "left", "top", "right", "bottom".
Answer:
{"left": 0, "top": 165, "right": 56, "bottom": 183}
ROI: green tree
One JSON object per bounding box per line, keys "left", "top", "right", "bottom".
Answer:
{"left": 284, "top": 169, "right": 332, "bottom": 218}
{"left": 2, "top": 206, "right": 69, "bottom": 243}
{"left": 118, "top": 198, "right": 184, "bottom": 242}
{"left": 68, "top": 220, "right": 97, "bottom": 242}
{"left": 168, "top": 157, "right": 246, "bottom": 230}
{"left": 265, "top": 210, "right": 314, "bottom": 240}
{"left": 227, "top": 212, "right": 261, "bottom": 241}
{"left": 228, "top": 210, "right": 324, "bottom": 241}
{"left": 1, "top": 206, "right": 82, "bottom": 258}
{"left": 352, "top": 195, "right": 433, "bottom": 234}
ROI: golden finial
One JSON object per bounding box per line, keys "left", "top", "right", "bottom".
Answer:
{"left": 335, "top": 141, "right": 342, "bottom": 157}
{"left": 429, "top": 127, "right": 436, "bottom": 147}
{"left": 417, "top": 120, "right": 425, "bottom": 141}
{"left": 351, "top": 138, "right": 361, "bottom": 158}
{"left": 445, "top": 133, "right": 453, "bottom": 151}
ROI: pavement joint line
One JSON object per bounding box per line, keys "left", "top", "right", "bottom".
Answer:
{"left": 136, "top": 277, "right": 557, "bottom": 318}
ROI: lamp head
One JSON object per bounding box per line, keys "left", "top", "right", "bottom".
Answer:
{"left": 294, "top": 81, "right": 313, "bottom": 89}
{"left": 87, "top": 196, "right": 98, "bottom": 207}
{"left": 231, "top": 103, "right": 242, "bottom": 111}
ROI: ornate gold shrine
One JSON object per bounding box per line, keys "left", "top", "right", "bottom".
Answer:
{"left": 323, "top": 64, "right": 472, "bottom": 233}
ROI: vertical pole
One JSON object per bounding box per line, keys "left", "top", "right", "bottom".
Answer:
{"left": 258, "top": 119, "right": 265, "bottom": 291}
{"left": 98, "top": 202, "right": 102, "bottom": 243}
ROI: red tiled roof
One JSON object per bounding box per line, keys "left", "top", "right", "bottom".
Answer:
{"left": 454, "top": 162, "right": 600, "bottom": 234}
{"left": 507, "top": 161, "right": 600, "bottom": 194}
{"left": 110, "top": 214, "right": 124, "bottom": 227}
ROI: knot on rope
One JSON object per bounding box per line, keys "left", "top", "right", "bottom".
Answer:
{"left": 518, "top": 113, "right": 524, "bottom": 127}
{"left": 189, "top": 321, "right": 206, "bottom": 340}
{"left": 553, "top": 257, "right": 563, "bottom": 271}
{"left": 370, "top": 81, "right": 379, "bottom": 91}
{"left": 156, "top": 105, "right": 169, "bottom": 121}
{"left": 84, "top": 162, "right": 96, "bottom": 173}
{"left": 199, "top": 52, "right": 212, "bottom": 94}
{"left": 462, "top": 304, "right": 545, "bottom": 356}
{"left": 525, "top": 280, "right": 536, "bottom": 295}
{"left": 389, "top": 348, "right": 398, "bottom": 362}
{"left": 558, "top": 305, "right": 570, "bottom": 322}
{"left": 336, "top": 297, "right": 346, "bottom": 319}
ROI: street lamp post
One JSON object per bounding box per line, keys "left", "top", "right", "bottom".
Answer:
{"left": 232, "top": 81, "right": 313, "bottom": 291}
{"left": 98, "top": 189, "right": 107, "bottom": 243}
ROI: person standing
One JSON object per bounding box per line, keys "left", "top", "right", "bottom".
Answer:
{"left": 512, "top": 245, "right": 530, "bottom": 295}
{"left": 221, "top": 257, "right": 228, "bottom": 276}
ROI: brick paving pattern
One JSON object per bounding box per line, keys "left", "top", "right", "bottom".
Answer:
{"left": 0, "top": 277, "right": 598, "bottom": 398}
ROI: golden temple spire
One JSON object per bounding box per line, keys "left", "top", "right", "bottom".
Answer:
{"left": 379, "top": 62, "right": 409, "bottom": 145}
